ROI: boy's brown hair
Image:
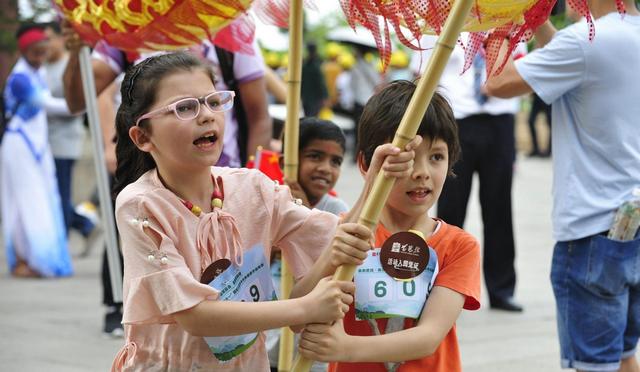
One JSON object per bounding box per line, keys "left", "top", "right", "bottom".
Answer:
{"left": 356, "top": 80, "right": 460, "bottom": 175}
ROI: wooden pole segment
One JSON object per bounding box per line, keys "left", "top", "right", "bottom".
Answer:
{"left": 291, "top": 0, "right": 474, "bottom": 370}
{"left": 278, "top": 0, "right": 304, "bottom": 371}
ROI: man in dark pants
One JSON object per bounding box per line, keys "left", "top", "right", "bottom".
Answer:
{"left": 437, "top": 113, "right": 520, "bottom": 311}
{"left": 412, "top": 33, "right": 525, "bottom": 312}
{"left": 526, "top": 93, "right": 551, "bottom": 157}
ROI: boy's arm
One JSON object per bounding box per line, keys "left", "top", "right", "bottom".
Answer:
{"left": 299, "top": 286, "right": 465, "bottom": 362}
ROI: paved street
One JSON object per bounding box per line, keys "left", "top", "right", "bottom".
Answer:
{"left": 0, "top": 120, "right": 562, "bottom": 371}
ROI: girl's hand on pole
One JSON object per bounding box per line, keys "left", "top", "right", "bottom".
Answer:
{"left": 302, "top": 277, "right": 354, "bottom": 324}
{"left": 329, "top": 222, "right": 372, "bottom": 269}
{"left": 298, "top": 319, "right": 352, "bottom": 362}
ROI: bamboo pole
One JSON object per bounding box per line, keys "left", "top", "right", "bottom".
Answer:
{"left": 291, "top": 0, "right": 474, "bottom": 370}
{"left": 278, "top": 0, "right": 304, "bottom": 370}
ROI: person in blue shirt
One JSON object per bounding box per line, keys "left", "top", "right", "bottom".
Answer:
{"left": 486, "top": 1, "right": 640, "bottom": 371}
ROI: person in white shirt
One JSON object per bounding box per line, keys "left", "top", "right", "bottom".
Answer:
{"left": 349, "top": 46, "right": 381, "bottom": 160}
{"left": 44, "top": 22, "right": 100, "bottom": 247}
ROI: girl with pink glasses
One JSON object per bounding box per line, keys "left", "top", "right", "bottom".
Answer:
{"left": 110, "top": 51, "right": 419, "bottom": 371}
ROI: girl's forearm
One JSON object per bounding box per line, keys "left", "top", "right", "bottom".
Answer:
{"left": 348, "top": 325, "right": 439, "bottom": 363}
{"left": 174, "top": 297, "right": 308, "bottom": 337}
{"left": 290, "top": 247, "right": 334, "bottom": 299}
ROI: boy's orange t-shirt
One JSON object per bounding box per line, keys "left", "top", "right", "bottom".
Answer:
{"left": 329, "top": 220, "right": 481, "bottom": 372}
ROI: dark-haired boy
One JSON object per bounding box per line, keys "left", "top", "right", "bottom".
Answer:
{"left": 270, "top": 118, "right": 349, "bottom": 371}
{"left": 299, "top": 80, "right": 481, "bottom": 372}
{"left": 287, "top": 117, "right": 349, "bottom": 215}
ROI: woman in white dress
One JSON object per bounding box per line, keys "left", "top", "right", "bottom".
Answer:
{"left": 1, "top": 25, "right": 72, "bottom": 277}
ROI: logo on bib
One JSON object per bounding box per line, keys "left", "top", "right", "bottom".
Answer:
{"left": 201, "top": 258, "right": 232, "bottom": 284}
{"left": 380, "top": 231, "right": 429, "bottom": 280}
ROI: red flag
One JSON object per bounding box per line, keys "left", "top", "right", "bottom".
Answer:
{"left": 247, "top": 148, "right": 284, "bottom": 184}
{"left": 259, "top": 150, "right": 284, "bottom": 184}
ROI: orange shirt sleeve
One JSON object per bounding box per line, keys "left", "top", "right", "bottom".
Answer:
{"left": 428, "top": 223, "right": 481, "bottom": 310}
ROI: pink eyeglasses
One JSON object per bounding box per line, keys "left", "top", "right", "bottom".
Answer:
{"left": 135, "top": 90, "right": 235, "bottom": 126}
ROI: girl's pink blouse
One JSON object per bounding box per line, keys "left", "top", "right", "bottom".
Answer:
{"left": 111, "top": 167, "right": 338, "bottom": 371}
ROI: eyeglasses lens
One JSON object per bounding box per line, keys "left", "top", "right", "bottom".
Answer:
{"left": 206, "top": 92, "right": 233, "bottom": 112}
{"left": 175, "top": 99, "right": 200, "bottom": 120}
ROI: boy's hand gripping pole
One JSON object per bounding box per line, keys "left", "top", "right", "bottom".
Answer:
{"left": 291, "top": 0, "right": 474, "bottom": 370}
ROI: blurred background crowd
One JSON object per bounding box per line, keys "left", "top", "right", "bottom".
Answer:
{"left": 2, "top": 0, "right": 632, "bottom": 354}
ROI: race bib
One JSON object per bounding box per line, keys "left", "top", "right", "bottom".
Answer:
{"left": 354, "top": 247, "right": 438, "bottom": 320}
{"left": 203, "top": 245, "right": 277, "bottom": 361}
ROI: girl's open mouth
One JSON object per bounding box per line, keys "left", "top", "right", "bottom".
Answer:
{"left": 193, "top": 133, "right": 218, "bottom": 149}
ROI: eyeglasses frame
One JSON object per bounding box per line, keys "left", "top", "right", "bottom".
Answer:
{"left": 135, "top": 90, "right": 235, "bottom": 126}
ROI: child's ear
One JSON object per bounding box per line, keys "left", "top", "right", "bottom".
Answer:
{"left": 129, "top": 126, "right": 153, "bottom": 153}
{"left": 356, "top": 152, "right": 368, "bottom": 177}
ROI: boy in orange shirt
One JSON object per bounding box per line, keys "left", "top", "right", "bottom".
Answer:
{"left": 298, "top": 80, "right": 482, "bottom": 372}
